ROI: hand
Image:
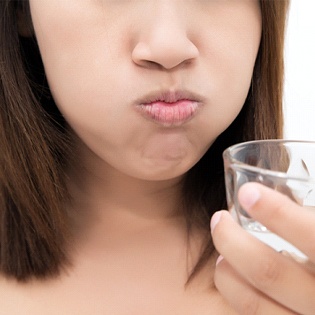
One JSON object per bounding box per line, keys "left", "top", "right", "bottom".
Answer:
{"left": 210, "top": 182, "right": 315, "bottom": 315}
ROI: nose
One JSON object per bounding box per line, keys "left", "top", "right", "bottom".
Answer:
{"left": 131, "top": 8, "right": 199, "bottom": 70}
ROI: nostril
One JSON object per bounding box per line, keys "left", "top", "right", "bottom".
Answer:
{"left": 134, "top": 59, "right": 164, "bottom": 70}
{"left": 131, "top": 36, "right": 199, "bottom": 70}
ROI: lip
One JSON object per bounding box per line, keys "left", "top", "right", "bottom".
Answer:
{"left": 135, "top": 90, "right": 203, "bottom": 126}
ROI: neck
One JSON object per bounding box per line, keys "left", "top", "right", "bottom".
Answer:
{"left": 66, "top": 147, "right": 187, "bottom": 246}
{"left": 63, "top": 143, "right": 211, "bottom": 283}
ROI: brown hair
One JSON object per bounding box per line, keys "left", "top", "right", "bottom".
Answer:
{"left": 0, "top": 0, "right": 290, "bottom": 281}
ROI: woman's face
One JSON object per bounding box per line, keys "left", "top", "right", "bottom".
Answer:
{"left": 29, "top": 0, "right": 261, "bottom": 181}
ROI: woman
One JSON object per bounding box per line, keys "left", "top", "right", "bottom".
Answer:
{"left": 2, "top": 1, "right": 311, "bottom": 314}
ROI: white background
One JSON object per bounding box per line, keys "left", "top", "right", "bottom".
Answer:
{"left": 284, "top": 0, "right": 315, "bottom": 140}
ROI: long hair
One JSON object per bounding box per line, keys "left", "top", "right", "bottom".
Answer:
{"left": 0, "top": 0, "right": 72, "bottom": 280}
{"left": 0, "top": 0, "right": 290, "bottom": 281}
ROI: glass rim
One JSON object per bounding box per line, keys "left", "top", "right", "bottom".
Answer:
{"left": 223, "top": 139, "right": 315, "bottom": 183}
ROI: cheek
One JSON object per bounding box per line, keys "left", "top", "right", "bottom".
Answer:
{"left": 200, "top": 0, "right": 261, "bottom": 105}
{"left": 31, "top": 0, "right": 117, "bottom": 107}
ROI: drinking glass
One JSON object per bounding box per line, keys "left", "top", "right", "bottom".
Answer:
{"left": 223, "top": 139, "right": 315, "bottom": 258}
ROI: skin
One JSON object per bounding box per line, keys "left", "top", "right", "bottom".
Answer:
{"left": 0, "top": 1, "right": 270, "bottom": 314}
{"left": 29, "top": 0, "right": 261, "bottom": 182}
{"left": 211, "top": 183, "right": 315, "bottom": 314}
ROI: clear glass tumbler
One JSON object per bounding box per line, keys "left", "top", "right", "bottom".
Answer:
{"left": 223, "top": 140, "right": 315, "bottom": 258}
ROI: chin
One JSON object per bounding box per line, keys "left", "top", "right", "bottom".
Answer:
{"left": 130, "top": 162, "right": 193, "bottom": 182}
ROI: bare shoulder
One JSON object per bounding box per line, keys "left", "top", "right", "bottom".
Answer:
{"left": 0, "top": 275, "right": 58, "bottom": 315}
{"left": 0, "top": 271, "right": 238, "bottom": 315}
{"left": 0, "top": 275, "right": 23, "bottom": 314}
{"left": 0, "top": 242, "right": 237, "bottom": 315}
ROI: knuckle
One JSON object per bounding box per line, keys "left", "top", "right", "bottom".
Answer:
{"left": 270, "top": 199, "right": 289, "bottom": 221}
{"left": 251, "top": 256, "right": 282, "bottom": 289}
{"left": 238, "top": 291, "right": 260, "bottom": 315}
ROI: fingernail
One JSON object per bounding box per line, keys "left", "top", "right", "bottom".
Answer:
{"left": 210, "top": 211, "right": 222, "bottom": 232}
{"left": 239, "top": 184, "right": 261, "bottom": 209}
{"left": 216, "top": 255, "right": 224, "bottom": 266}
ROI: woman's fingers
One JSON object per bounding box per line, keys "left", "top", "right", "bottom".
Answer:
{"left": 211, "top": 211, "right": 315, "bottom": 315}
{"left": 214, "top": 257, "right": 298, "bottom": 315}
{"left": 238, "top": 182, "right": 315, "bottom": 263}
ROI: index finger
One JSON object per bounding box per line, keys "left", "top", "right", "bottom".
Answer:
{"left": 238, "top": 182, "right": 315, "bottom": 262}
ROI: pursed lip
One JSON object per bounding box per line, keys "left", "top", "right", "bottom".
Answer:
{"left": 134, "top": 90, "right": 204, "bottom": 127}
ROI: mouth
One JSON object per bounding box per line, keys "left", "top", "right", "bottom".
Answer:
{"left": 135, "top": 90, "right": 203, "bottom": 127}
